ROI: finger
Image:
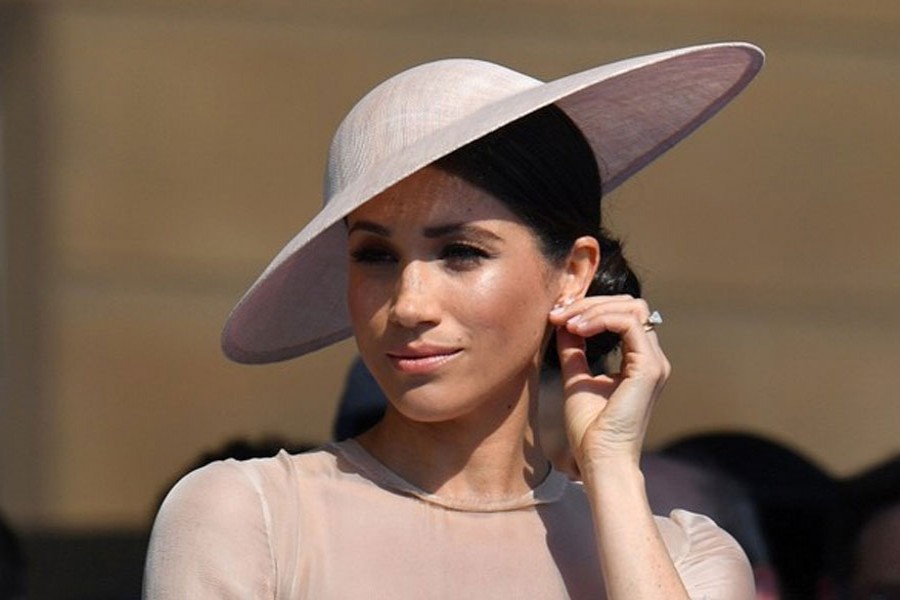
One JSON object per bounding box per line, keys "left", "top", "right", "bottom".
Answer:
{"left": 555, "top": 326, "right": 590, "bottom": 385}
{"left": 644, "top": 331, "right": 672, "bottom": 387}
{"left": 557, "top": 328, "right": 623, "bottom": 403}
{"left": 548, "top": 295, "right": 645, "bottom": 325}
{"left": 550, "top": 297, "right": 669, "bottom": 389}
{"left": 571, "top": 311, "right": 670, "bottom": 389}
{"left": 551, "top": 299, "right": 654, "bottom": 345}
{"left": 637, "top": 315, "right": 671, "bottom": 382}
{"left": 564, "top": 310, "right": 653, "bottom": 352}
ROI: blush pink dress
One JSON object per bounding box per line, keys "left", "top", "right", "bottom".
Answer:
{"left": 143, "top": 440, "right": 755, "bottom": 599}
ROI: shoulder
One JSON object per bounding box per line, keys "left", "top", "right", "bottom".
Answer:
{"left": 153, "top": 446, "right": 345, "bottom": 531}
{"left": 158, "top": 451, "right": 295, "bottom": 519}
{"left": 655, "top": 509, "right": 757, "bottom": 599}
{"left": 144, "top": 449, "right": 333, "bottom": 598}
{"left": 164, "top": 457, "right": 267, "bottom": 511}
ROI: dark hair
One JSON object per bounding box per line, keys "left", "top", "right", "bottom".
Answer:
{"left": 826, "top": 454, "right": 900, "bottom": 596}
{"left": 663, "top": 432, "right": 840, "bottom": 599}
{"left": 0, "top": 511, "right": 25, "bottom": 600}
{"left": 436, "top": 104, "right": 641, "bottom": 369}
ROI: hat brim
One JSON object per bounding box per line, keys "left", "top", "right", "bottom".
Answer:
{"left": 222, "top": 42, "right": 764, "bottom": 364}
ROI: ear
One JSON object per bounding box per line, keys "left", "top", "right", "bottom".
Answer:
{"left": 557, "top": 236, "right": 600, "bottom": 302}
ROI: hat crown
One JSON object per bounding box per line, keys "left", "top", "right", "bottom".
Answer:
{"left": 224, "top": 43, "right": 765, "bottom": 364}
{"left": 324, "top": 59, "right": 539, "bottom": 203}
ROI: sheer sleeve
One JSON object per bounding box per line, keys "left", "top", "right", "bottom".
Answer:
{"left": 143, "top": 460, "right": 276, "bottom": 599}
{"left": 660, "top": 509, "right": 757, "bottom": 600}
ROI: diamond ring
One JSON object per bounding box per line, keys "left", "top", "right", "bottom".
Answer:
{"left": 643, "top": 310, "right": 663, "bottom": 332}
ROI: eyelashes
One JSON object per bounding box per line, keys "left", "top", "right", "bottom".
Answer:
{"left": 349, "top": 242, "right": 494, "bottom": 270}
{"left": 350, "top": 245, "right": 395, "bottom": 264}
{"left": 440, "top": 242, "right": 492, "bottom": 266}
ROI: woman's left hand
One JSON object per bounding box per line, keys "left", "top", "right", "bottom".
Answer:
{"left": 547, "top": 295, "right": 671, "bottom": 470}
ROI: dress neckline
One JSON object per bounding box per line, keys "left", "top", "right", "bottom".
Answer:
{"left": 330, "top": 438, "right": 571, "bottom": 513}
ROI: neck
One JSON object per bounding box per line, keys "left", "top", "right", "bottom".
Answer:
{"left": 356, "top": 377, "right": 550, "bottom": 501}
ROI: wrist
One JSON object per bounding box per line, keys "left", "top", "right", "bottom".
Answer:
{"left": 580, "top": 454, "right": 646, "bottom": 496}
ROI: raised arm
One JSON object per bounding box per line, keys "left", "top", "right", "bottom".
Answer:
{"left": 549, "top": 295, "right": 753, "bottom": 600}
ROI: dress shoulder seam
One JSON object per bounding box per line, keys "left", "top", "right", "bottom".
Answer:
{"left": 231, "top": 459, "right": 279, "bottom": 596}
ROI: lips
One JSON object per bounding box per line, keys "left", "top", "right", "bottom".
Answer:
{"left": 386, "top": 345, "right": 462, "bottom": 374}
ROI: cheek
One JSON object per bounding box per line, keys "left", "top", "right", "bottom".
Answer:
{"left": 463, "top": 267, "right": 553, "bottom": 338}
{"left": 347, "top": 271, "right": 386, "bottom": 331}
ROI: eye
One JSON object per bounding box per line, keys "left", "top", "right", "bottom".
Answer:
{"left": 350, "top": 244, "right": 396, "bottom": 264}
{"left": 440, "top": 242, "right": 491, "bottom": 269}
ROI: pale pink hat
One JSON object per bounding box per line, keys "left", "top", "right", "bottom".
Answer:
{"left": 222, "top": 42, "right": 764, "bottom": 364}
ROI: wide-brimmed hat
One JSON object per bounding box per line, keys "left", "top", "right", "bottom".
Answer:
{"left": 222, "top": 42, "right": 764, "bottom": 364}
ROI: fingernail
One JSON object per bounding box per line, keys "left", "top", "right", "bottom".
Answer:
{"left": 566, "top": 314, "right": 584, "bottom": 327}
{"left": 550, "top": 297, "right": 574, "bottom": 314}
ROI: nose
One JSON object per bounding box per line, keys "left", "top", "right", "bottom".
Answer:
{"left": 388, "top": 260, "right": 441, "bottom": 329}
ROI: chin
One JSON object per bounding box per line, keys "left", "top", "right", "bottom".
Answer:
{"left": 387, "top": 385, "right": 471, "bottom": 423}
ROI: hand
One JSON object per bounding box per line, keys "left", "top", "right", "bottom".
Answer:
{"left": 547, "top": 295, "right": 671, "bottom": 469}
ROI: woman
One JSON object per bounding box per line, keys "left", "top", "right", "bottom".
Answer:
{"left": 145, "top": 42, "right": 764, "bottom": 598}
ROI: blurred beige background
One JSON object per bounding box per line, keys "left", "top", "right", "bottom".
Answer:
{"left": 1, "top": 1, "right": 898, "bottom": 533}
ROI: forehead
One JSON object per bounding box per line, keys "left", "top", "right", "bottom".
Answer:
{"left": 348, "top": 165, "right": 522, "bottom": 227}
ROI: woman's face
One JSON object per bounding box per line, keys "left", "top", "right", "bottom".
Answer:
{"left": 346, "top": 165, "right": 563, "bottom": 423}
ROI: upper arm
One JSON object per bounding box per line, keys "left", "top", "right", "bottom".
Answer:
{"left": 663, "top": 510, "right": 757, "bottom": 600}
{"left": 143, "top": 461, "right": 276, "bottom": 599}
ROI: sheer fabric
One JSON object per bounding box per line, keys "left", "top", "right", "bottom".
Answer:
{"left": 144, "top": 440, "right": 754, "bottom": 599}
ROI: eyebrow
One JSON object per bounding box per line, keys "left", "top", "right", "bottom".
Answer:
{"left": 347, "top": 220, "right": 503, "bottom": 243}
{"left": 347, "top": 220, "right": 390, "bottom": 237}
{"left": 423, "top": 222, "right": 502, "bottom": 242}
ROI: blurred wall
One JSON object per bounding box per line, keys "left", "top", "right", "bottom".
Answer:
{"left": 1, "top": 1, "right": 898, "bottom": 530}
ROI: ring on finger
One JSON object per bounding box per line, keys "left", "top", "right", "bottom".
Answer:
{"left": 642, "top": 310, "right": 663, "bottom": 332}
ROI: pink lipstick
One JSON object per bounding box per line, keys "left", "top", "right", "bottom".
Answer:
{"left": 387, "top": 346, "right": 462, "bottom": 374}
